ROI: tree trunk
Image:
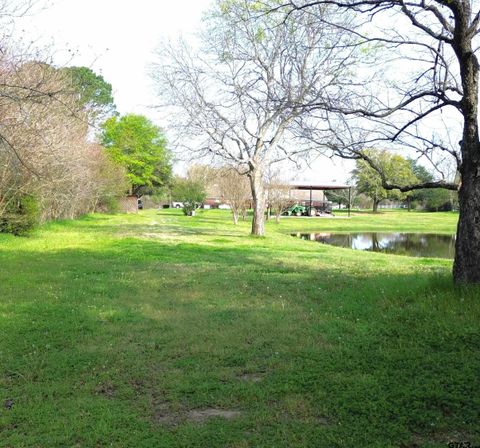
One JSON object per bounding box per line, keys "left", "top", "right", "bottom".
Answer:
{"left": 241, "top": 206, "right": 248, "bottom": 221}
{"left": 232, "top": 209, "right": 239, "bottom": 225}
{"left": 453, "top": 150, "right": 480, "bottom": 283}
{"left": 372, "top": 197, "right": 379, "bottom": 213}
{"left": 248, "top": 165, "right": 266, "bottom": 236}
{"left": 453, "top": 29, "right": 480, "bottom": 284}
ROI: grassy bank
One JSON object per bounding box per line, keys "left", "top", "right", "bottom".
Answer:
{"left": 0, "top": 209, "right": 478, "bottom": 447}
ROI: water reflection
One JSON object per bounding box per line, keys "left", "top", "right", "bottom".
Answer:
{"left": 293, "top": 232, "right": 456, "bottom": 259}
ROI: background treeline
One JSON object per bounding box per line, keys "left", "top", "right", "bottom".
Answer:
{"left": 327, "top": 149, "right": 458, "bottom": 212}
{"left": 0, "top": 48, "right": 171, "bottom": 234}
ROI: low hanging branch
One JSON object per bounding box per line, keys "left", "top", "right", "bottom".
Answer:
{"left": 270, "top": 0, "right": 480, "bottom": 283}
{"left": 347, "top": 148, "right": 460, "bottom": 192}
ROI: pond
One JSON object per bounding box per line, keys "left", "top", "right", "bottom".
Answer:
{"left": 293, "top": 232, "right": 456, "bottom": 259}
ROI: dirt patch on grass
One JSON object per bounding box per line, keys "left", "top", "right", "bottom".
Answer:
{"left": 153, "top": 402, "right": 242, "bottom": 427}
{"left": 402, "top": 429, "right": 478, "bottom": 448}
{"left": 153, "top": 402, "right": 183, "bottom": 427}
{"left": 94, "top": 382, "right": 116, "bottom": 398}
{"left": 139, "top": 376, "right": 243, "bottom": 427}
{"left": 186, "top": 408, "right": 242, "bottom": 423}
{"left": 315, "top": 416, "right": 332, "bottom": 426}
{"left": 139, "top": 233, "right": 166, "bottom": 239}
{"left": 238, "top": 373, "right": 264, "bottom": 383}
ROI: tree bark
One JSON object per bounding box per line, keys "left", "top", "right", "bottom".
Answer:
{"left": 372, "top": 197, "right": 379, "bottom": 213}
{"left": 248, "top": 165, "right": 266, "bottom": 236}
{"left": 241, "top": 206, "right": 248, "bottom": 221}
{"left": 454, "top": 158, "right": 480, "bottom": 283}
{"left": 454, "top": 146, "right": 480, "bottom": 283}
{"left": 452, "top": 18, "right": 480, "bottom": 284}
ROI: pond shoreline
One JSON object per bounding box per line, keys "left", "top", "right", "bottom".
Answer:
{"left": 292, "top": 231, "right": 456, "bottom": 259}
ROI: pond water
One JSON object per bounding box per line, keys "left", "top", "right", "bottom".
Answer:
{"left": 293, "top": 232, "right": 456, "bottom": 259}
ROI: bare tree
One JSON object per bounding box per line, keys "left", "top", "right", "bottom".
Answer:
{"left": 270, "top": 0, "right": 480, "bottom": 283}
{"left": 187, "top": 164, "right": 218, "bottom": 189}
{"left": 0, "top": 51, "right": 126, "bottom": 227}
{"left": 151, "top": 0, "right": 357, "bottom": 235}
{"left": 265, "top": 167, "right": 292, "bottom": 223}
{"left": 216, "top": 168, "right": 251, "bottom": 225}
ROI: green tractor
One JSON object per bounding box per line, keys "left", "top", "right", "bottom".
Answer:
{"left": 286, "top": 204, "right": 307, "bottom": 216}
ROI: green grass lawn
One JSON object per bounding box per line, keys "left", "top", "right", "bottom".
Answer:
{"left": 0, "top": 209, "right": 478, "bottom": 447}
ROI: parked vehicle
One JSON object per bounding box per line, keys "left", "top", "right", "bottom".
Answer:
{"left": 171, "top": 202, "right": 184, "bottom": 208}
{"left": 284, "top": 203, "right": 333, "bottom": 216}
{"left": 285, "top": 204, "right": 306, "bottom": 216}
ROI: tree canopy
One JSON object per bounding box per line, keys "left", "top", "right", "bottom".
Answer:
{"left": 100, "top": 114, "right": 171, "bottom": 196}
{"left": 0, "top": 58, "right": 127, "bottom": 233}
{"left": 62, "top": 66, "right": 116, "bottom": 122}
{"left": 352, "top": 150, "right": 418, "bottom": 212}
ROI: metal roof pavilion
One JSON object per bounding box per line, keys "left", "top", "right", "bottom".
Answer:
{"left": 289, "top": 182, "right": 352, "bottom": 216}
{"left": 290, "top": 182, "right": 350, "bottom": 191}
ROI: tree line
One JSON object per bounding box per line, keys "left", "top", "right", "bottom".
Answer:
{"left": 348, "top": 149, "right": 458, "bottom": 212}
{"left": 0, "top": 57, "right": 171, "bottom": 234}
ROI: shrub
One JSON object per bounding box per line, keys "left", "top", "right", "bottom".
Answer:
{"left": 0, "top": 194, "right": 39, "bottom": 235}
{"left": 171, "top": 177, "right": 206, "bottom": 216}
{"left": 95, "top": 195, "right": 120, "bottom": 214}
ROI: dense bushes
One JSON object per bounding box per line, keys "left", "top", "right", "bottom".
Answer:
{"left": 0, "top": 54, "right": 127, "bottom": 234}
{"left": 0, "top": 194, "right": 39, "bottom": 235}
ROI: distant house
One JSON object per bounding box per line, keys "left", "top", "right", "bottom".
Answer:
{"left": 290, "top": 184, "right": 327, "bottom": 203}
{"left": 203, "top": 182, "right": 223, "bottom": 208}
{"left": 202, "top": 182, "right": 253, "bottom": 209}
{"left": 289, "top": 181, "right": 350, "bottom": 205}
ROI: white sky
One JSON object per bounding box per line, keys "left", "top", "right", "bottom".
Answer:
{"left": 12, "top": 0, "right": 353, "bottom": 183}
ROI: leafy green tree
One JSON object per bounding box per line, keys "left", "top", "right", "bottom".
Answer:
{"left": 422, "top": 189, "right": 454, "bottom": 212}
{"left": 406, "top": 160, "right": 434, "bottom": 210}
{"left": 406, "top": 160, "right": 458, "bottom": 211}
{"left": 325, "top": 186, "right": 357, "bottom": 209}
{"left": 171, "top": 177, "right": 206, "bottom": 216}
{"left": 62, "top": 66, "right": 116, "bottom": 122}
{"left": 352, "top": 149, "right": 418, "bottom": 212}
{"left": 100, "top": 114, "right": 172, "bottom": 196}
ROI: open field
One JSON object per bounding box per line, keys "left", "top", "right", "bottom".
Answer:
{"left": 0, "top": 209, "right": 478, "bottom": 447}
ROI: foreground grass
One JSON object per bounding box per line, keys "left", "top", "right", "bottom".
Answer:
{"left": 0, "top": 209, "right": 478, "bottom": 447}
